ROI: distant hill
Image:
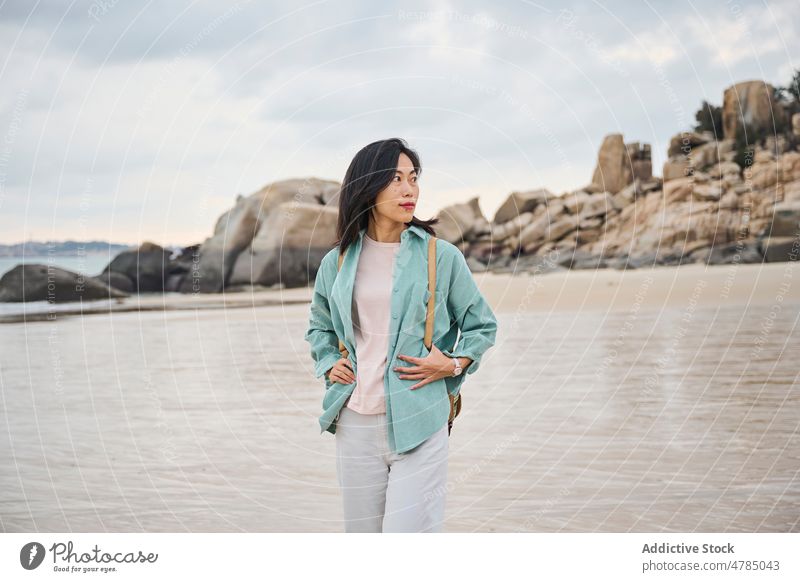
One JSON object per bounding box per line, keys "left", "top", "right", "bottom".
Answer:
{"left": 0, "top": 240, "right": 135, "bottom": 257}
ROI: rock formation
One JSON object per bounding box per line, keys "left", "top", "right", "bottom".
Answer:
{"left": 0, "top": 264, "right": 128, "bottom": 302}
{"left": 424, "top": 79, "right": 799, "bottom": 274}
{"left": 590, "top": 133, "right": 652, "bottom": 194}
{"left": 3, "top": 79, "right": 798, "bottom": 304}
{"left": 177, "top": 178, "right": 340, "bottom": 292}
{"left": 722, "top": 80, "right": 785, "bottom": 139}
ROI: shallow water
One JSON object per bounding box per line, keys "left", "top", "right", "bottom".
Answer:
{"left": 0, "top": 299, "right": 798, "bottom": 532}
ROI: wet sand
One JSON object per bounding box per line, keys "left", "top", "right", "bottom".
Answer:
{"left": 1, "top": 261, "right": 798, "bottom": 532}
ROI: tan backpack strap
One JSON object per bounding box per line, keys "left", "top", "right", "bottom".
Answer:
{"left": 336, "top": 247, "right": 348, "bottom": 358}
{"left": 424, "top": 236, "right": 437, "bottom": 349}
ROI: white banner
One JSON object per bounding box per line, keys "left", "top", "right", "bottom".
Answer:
{"left": 1, "top": 533, "right": 797, "bottom": 581}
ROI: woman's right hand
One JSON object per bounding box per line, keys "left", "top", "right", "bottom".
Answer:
{"left": 325, "top": 357, "right": 356, "bottom": 385}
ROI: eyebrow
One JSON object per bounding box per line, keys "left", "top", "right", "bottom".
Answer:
{"left": 395, "top": 169, "right": 417, "bottom": 175}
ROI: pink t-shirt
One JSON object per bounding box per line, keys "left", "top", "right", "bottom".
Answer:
{"left": 344, "top": 232, "right": 400, "bottom": 414}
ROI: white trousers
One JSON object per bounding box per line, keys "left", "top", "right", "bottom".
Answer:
{"left": 335, "top": 406, "right": 449, "bottom": 533}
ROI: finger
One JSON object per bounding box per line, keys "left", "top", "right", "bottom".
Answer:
{"left": 342, "top": 359, "right": 353, "bottom": 370}
{"left": 409, "top": 378, "right": 433, "bottom": 390}
{"left": 400, "top": 372, "right": 428, "bottom": 380}
{"left": 337, "top": 368, "right": 355, "bottom": 383}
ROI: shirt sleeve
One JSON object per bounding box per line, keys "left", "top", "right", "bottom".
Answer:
{"left": 304, "top": 255, "right": 342, "bottom": 379}
{"left": 441, "top": 247, "right": 498, "bottom": 380}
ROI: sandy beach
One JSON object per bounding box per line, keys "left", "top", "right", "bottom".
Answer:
{"left": 1, "top": 261, "right": 798, "bottom": 532}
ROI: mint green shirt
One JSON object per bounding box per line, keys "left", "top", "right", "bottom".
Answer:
{"left": 304, "top": 223, "right": 498, "bottom": 454}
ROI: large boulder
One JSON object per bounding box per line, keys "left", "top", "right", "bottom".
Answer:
{"left": 435, "top": 197, "right": 489, "bottom": 244}
{"left": 759, "top": 236, "right": 800, "bottom": 262}
{"left": 229, "top": 202, "right": 339, "bottom": 288}
{"left": 493, "top": 188, "right": 554, "bottom": 224}
{"left": 722, "top": 81, "right": 785, "bottom": 139}
{"left": 181, "top": 178, "right": 340, "bottom": 293}
{"left": 768, "top": 202, "right": 800, "bottom": 237}
{"left": 590, "top": 134, "right": 652, "bottom": 194}
{"left": 0, "top": 264, "right": 128, "bottom": 303}
{"left": 99, "top": 241, "right": 178, "bottom": 292}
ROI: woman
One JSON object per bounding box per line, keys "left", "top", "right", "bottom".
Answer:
{"left": 305, "top": 137, "right": 498, "bottom": 533}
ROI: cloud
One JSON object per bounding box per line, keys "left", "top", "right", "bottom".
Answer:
{"left": 1, "top": 0, "right": 798, "bottom": 243}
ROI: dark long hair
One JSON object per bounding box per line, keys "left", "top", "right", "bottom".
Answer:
{"left": 336, "top": 138, "right": 438, "bottom": 255}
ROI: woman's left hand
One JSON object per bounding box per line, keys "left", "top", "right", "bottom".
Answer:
{"left": 394, "top": 344, "right": 456, "bottom": 390}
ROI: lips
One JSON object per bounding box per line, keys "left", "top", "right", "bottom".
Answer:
{"left": 399, "top": 203, "right": 415, "bottom": 209}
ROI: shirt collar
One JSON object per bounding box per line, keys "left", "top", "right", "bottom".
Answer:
{"left": 358, "top": 223, "right": 427, "bottom": 241}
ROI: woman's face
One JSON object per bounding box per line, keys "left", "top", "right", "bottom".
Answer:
{"left": 372, "top": 152, "right": 419, "bottom": 224}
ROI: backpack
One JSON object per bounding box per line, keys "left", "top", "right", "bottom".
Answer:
{"left": 336, "top": 235, "right": 462, "bottom": 435}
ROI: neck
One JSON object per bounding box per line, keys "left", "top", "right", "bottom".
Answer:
{"left": 366, "top": 220, "right": 407, "bottom": 243}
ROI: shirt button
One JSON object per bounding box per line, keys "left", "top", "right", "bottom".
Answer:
{"left": 392, "top": 314, "right": 398, "bottom": 319}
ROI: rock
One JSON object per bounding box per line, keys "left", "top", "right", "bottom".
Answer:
{"left": 778, "top": 151, "right": 800, "bottom": 182}
{"left": 758, "top": 236, "right": 800, "bottom": 262}
{"left": 101, "top": 241, "right": 177, "bottom": 292}
{"left": 229, "top": 202, "right": 339, "bottom": 288}
{"left": 0, "top": 264, "right": 128, "bottom": 303}
{"left": 768, "top": 202, "right": 800, "bottom": 237}
{"left": 719, "top": 191, "right": 739, "bottom": 209}
{"left": 547, "top": 215, "right": 579, "bottom": 242}
{"left": 793, "top": 112, "right": 800, "bottom": 137}
{"left": 755, "top": 150, "right": 774, "bottom": 164}
{"left": 517, "top": 205, "right": 573, "bottom": 248}
{"left": 722, "top": 80, "right": 785, "bottom": 139}
{"left": 102, "top": 271, "right": 135, "bottom": 293}
{"left": 576, "top": 228, "right": 603, "bottom": 245}
{"left": 163, "top": 244, "right": 200, "bottom": 292}
{"left": 182, "top": 178, "right": 340, "bottom": 292}
{"left": 518, "top": 253, "right": 568, "bottom": 276}
{"left": 578, "top": 192, "right": 615, "bottom": 219}
{"left": 709, "top": 161, "right": 741, "bottom": 179}
{"left": 435, "top": 197, "right": 489, "bottom": 244}
{"left": 705, "top": 241, "right": 763, "bottom": 265}
{"left": 613, "top": 178, "right": 654, "bottom": 209}
{"left": 783, "top": 181, "right": 800, "bottom": 203}
{"left": 467, "top": 239, "right": 506, "bottom": 264}
{"left": 557, "top": 249, "right": 609, "bottom": 270}
{"left": 746, "top": 160, "right": 779, "bottom": 190}
{"left": 590, "top": 134, "right": 652, "bottom": 194}
{"left": 493, "top": 188, "right": 554, "bottom": 224}
{"left": 663, "top": 156, "right": 692, "bottom": 181}
{"left": 764, "top": 134, "right": 790, "bottom": 156}
{"left": 626, "top": 252, "right": 660, "bottom": 269}
{"left": 467, "top": 255, "right": 492, "bottom": 272}
{"left": 667, "top": 131, "right": 709, "bottom": 157}
{"left": 562, "top": 191, "right": 592, "bottom": 214}
{"left": 578, "top": 216, "right": 604, "bottom": 230}
{"left": 692, "top": 184, "right": 723, "bottom": 201}
{"left": 493, "top": 211, "right": 535, "bottom": 244}
{"left": 664, "top": 178, "right": 694, "bottom": 203}
{"left": 690, "top": 141, "right": 721, "bottom": 169}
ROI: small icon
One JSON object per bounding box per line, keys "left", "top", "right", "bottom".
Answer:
{"left": 20, "top": 542, "right": 46, "bottom": 570}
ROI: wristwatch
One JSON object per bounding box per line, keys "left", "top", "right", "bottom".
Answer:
{"left": 451, "top": 357, "right": 463, "bottom": 377}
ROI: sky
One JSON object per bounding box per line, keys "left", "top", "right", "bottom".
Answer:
{"left": 0, "top": 0, "right": 797, "bottom": 247}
